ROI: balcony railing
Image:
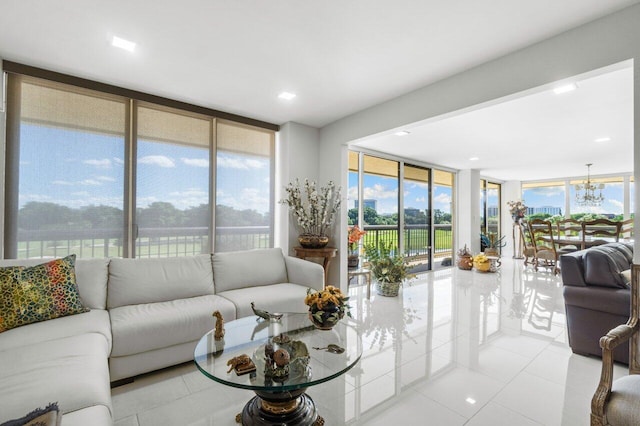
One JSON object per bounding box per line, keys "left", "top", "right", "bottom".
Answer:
{"left": 360, "top": 223, "right": 453, "bottom": 263}
{"left": 15, "top": 226, "right": 270, "bottom": 259}
{"left": 15, "top": 224, "right": 453, "bottom": 268}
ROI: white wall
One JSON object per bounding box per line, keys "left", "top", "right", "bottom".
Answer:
{"left": 456, "top": 169, "right": 480, "bottom": 255}
{"left": 317, "top": 3, "right": 640, "bottom": 272}
{"left": 276, "top": 122, "right": 321, "bottom": 255}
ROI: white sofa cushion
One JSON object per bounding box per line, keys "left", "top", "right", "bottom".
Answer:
{"left": 0, "top": 258, "right": 109, "bottom": 310}
{"left": 213, "top": 248, "right": 288, "bottom": 293}
{"left": 218, "top": 283, "right": 312, "bottom": 318}
{"left": 0, "top": 309, "right": 111, "bottom": 353}
{"left": 61, "top": 405, "right": 112, "bottom": 426}
{"left": 109, "top": 294, "right": 236, "bottom": 357}
{"left": 0, "top": 333, "right": 111, "bottom": 422}
{"left": 108, "top": 255, "right": 214, "bottom": 308}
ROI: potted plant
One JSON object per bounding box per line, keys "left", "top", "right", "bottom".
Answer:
{"left": 280, "top": 179, "right": 341, "bottom": 248}
{"left": 347, "top": 225, "right": 366, "bottom": 267}
{"left": 304, "top": 285, "right": 351, "bottom": 330}
{"left": 364, "top": 242, "right": 415, "bottom": 297}
{"left": 481, "top": 232, "right": 506, "bottom": 257}
{"left": 457, "top": 244, "right": 473, "bottom": 270}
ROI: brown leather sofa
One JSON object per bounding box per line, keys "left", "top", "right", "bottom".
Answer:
{"left": 560, "top": 242, "right": 633, "bottom": 364}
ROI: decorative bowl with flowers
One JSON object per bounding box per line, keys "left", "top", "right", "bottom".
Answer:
{"left": 304, "top": 285, "right": 351, "bottom": 330}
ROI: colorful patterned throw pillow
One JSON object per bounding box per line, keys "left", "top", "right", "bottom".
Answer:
{"left": 0, "top": 255, "right": 88, "bottom": 333}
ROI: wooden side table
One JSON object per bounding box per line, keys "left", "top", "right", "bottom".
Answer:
{"left": 293, "top": 246, "right": 338, "bottom": 288}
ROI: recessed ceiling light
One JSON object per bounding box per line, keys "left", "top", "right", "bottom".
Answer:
{"left": 595, "top": 137, "right": 611, "bottom": 143}
{"left": 465, "top": 397, "right": 477, "bottom": 405}
{"left": 469, "top": 157, "right": 479, "bottom": 161}
{"left": 278, "top": 92, "right": 296, "bottom": 100}
{"left": 394, "top": 131, "right": 410, "bottom": 136}
{"left": 111, "top": 35, "right": 136, "bottom": 52}
{"left": 553, "top": 83, "right": 578, "bottom": 94}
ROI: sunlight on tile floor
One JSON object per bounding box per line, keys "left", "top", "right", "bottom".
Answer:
{"left": 112, "top": 259, "right": 627, "bottom": 425}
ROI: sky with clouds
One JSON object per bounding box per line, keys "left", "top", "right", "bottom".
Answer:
{"left": 348, "top": 172, "right": 452, "bottom": 216}
{"left": 19, "top": 124, "right": 271, "bottom": 213}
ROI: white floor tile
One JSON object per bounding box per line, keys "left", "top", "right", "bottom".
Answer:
{"left": 466, "top": 402, "right": 543, "bottom": 426}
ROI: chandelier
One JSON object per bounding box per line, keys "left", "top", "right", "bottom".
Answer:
{"left": 575, "top": 163, "right": 604, "bottom": 207}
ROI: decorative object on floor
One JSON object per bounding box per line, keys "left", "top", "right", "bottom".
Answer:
{"left": 250, "top": 302, "right": 283, "bottom": 321}
{"left": 575, "top": 163, "right": 604, "bottom": 207}
{"left": 212, "top": 310, "right": 225, "bottom": 341}
{"left": 281, "top": 178, "right": 341, "bottom": 248}
{"left": 347, "top": 225, "right": 366, "bottom": 268}
{"left": 457, "top": 244, "right": 473, "bottom": 270}
{"left": 364, "top": 241, "right": 415, "bottom": 296}
{"left": 0, "top": 254, "right": 88, "bottom": 333}
{"left": 473, "top": 253, "right": 492, "bottom": 272}
{"left": 226, "top": 354, "right": 256, "bottom": 375}
{"left": 481, "top": 232, "right": 506, "bottom": 257}
{"left": 305, "top": 285, "right": 350, "bottom": 329}
{"left": 487, "top": 256, "right": 501, "bottom": 272}
{"left": 0, "top": 402, "right": 61, "bottom": 426}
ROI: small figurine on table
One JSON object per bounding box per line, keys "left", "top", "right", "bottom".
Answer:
{"left": 212, "top": 310, "right": 225, "bottom": 341}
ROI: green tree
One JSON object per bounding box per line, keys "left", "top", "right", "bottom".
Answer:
{"left": 80, "top": 205, "right": 123, "bottom": 229}
{"left": 137, "top": 202, "right": 184, "bottom": 227}
{"left": 18, "top": 202, "right": 80, "bottom": 230}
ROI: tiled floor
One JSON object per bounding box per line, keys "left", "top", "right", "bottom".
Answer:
{"left": 112, "top": 259, "right": 627, "bottom": 425}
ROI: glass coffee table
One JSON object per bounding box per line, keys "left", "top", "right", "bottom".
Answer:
{"left": 194, "top": 313, "right": 362, "bottom": 425}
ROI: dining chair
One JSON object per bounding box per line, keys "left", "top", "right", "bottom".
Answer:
{"left": 582, "top": 218, "right": 622, "bottom": 249}
{"left": 527, "top": 219, "right": 560, "bottom": 275}
{"left": 519, "top": 221, "right": 536, "bottom": 266}
{"left": 621, "top": 218, "right": 634, "bottom": 241}
{"left": 555, "top": 218, "right": 582, "bottom": 254}
{"left": 591, "top": 264, "right": 640, "bottom": 425}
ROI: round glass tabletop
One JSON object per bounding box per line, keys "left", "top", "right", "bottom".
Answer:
{"left": 194, "top": 313, "right": 362, "bottom": 393}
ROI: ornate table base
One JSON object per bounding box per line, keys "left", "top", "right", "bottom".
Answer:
{"left": 236, "top": 388, "right": 324, "bottom": 426}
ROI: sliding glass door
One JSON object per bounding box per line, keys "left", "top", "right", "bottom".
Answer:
{"left": 348, "top": 151, "right": 455, "bottom": 272}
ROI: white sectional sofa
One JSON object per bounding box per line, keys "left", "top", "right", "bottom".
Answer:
{"left": 0, "top": 248, "right": 324, "bottom": 425}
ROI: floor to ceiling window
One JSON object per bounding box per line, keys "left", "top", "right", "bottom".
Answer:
{"left": 3, "top": 70, "right": 276, "bottom": 259}
{"left": 5, "top": 76, "right": 127, "bottom": 259}
{"left": 348, "top": 150, "right": 455, "bottom": 271}
{"left": 135, "top": 104, "right": 211, "bottom": 257}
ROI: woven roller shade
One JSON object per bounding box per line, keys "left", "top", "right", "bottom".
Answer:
{"left": 21, "top": 79, "right": 125, "bottom": 136}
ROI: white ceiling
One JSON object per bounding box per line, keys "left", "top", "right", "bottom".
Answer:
{"left": 0, "top": 0, "right": 638, "bottom": 181}
{"left": 355, "top": 63, "right": 634, "bottom": 181}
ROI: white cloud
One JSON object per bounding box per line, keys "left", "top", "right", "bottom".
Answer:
{"left": 96, "top": 176, "right": 116, "bottom": 182}
{"left": 216, "top": 187, "right": 269, "bottom": 213}
{"left": 71, "top": 191, "right": 90, "bottom": 197}
{"left": 415, "top": 196, "right": 426, "bottom": 203}
{"left": 138, "top": 155, "right": 175, "bottom": 168}
{"left": 363, "top": 184, "right": 397, "bottom": 200}
{"left": 608, "top": 199, "right": 624, "bottom": 208}
{"left": 434, "top": 193, "right": 452, "bottom": 204}
{"left": 83, "top": 159, "right": 112, "bottom": 169}
{"left": 80, "top": 179, "right": 102, "bottom": 186}
{"left": 113, "top": 157, "right": 124, "bottom": 165}
{"left": 217, "top": 156, "right": 265, "bottom": 170}
{"left": 181, "top": 158, "right": 209, "bottom": 168}
{"left": 52, "top": 180, "right": 74, "bottom": 186}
